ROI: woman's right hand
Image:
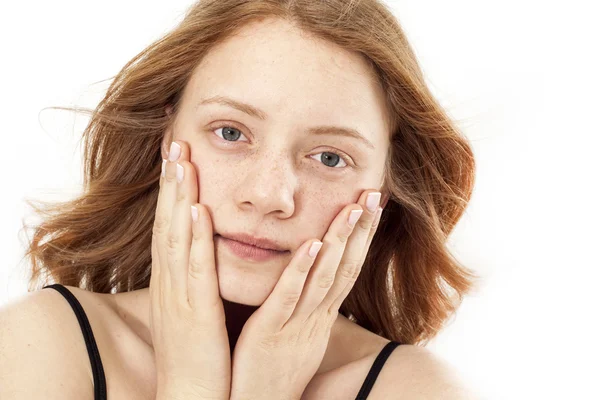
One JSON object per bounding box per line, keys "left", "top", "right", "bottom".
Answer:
{"left": 149, "top": 140, "right": 231, "bottom": 400}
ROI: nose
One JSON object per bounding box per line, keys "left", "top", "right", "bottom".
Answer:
{"left": 233, "top": 150, "right": 296, "bottom": 218}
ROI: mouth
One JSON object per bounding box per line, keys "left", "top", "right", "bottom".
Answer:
{"left": 215, "top": 234, "right": 289, "bottom": 262}
{"left": 216, "top": 232, "right": 289, "bottom": 252}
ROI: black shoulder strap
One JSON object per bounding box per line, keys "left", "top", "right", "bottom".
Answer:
{"left": 355, "top": 341, "right": 402, "bottom": 400}
{"left": 43, "top": 284, "right": 107, "bottom": 400}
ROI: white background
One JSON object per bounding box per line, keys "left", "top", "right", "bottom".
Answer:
{"left": 1, "top": 1, "right": 598, "bottom": 398}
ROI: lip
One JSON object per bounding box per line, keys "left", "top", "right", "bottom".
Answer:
{"left": 216, "top": 235, "right": 289, "bottom": 262}
{"left": 218, "top": 232, "right": 288, "bottom": 252}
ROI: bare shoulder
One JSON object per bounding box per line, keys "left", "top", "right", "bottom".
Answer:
{"left": 303, "top": 319, "right": 481, "bottom": 400}
{"left": 0, "top": 286, "right": 94, "bottom": 399}
{"left": 369, "top": 344, "right": 481, "bottom": 399}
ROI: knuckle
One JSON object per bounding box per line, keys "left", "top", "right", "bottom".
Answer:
{"left": 297, "top": 260, "right": 312, "bottom": 274}
{"left": 191, "top": 231, "right": 204, "bottom": 243}
{"left": 176, "top": 187, "right": 187, "bottom": 202}
{"left": 338, "top": 261, "right": 359, "bottom": 280}
{"left": 166, "top": 232, "right": 180, "bottom": 251}
{"left": 188, "top": 255, "right": 205, "bottom": 275}
{"left": 281, "top": 291, "right": 302, "bottom": 308}
{"left": 335, "top": 230, "right": 350, "bottom": 244}
{"left": 356, "top": 218, "right": 371, "bottom": 230}
{"left": 164, "top": 169, "right": 177, "bottom": 182}
{"left": 153, "top": 213, "right": 170, "bottom": 234}
{"left": 317, "top": 273, "right": 335, "bottom": 289}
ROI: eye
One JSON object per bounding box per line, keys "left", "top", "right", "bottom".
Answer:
{"left": 211, "top": 124, "right": 353, "bottom": 169}
{"left": 308, "top": 151, "right": 349, "bottom": 169}
{"left": 213, "top": 125, "right": 250, "bottom": 143}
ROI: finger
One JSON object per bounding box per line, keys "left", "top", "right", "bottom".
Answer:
{"left": 360, "top": 206, "right": 383, "bottom": 263}
{"left": 330, "top": 205, "right": 383, "bottom": 312}
{"left": 322, "top": 191, "right": 381, "bottom": 313}
{"left": 187, "top": 204, "right": 222, "bottom": 317}
{"left": 291, "top": 204, "right": 363, "bottom": 322}
{"left": 154, "top": 141, "right": 189, "bottom": 303}
{"left": 150, "top": 162, "right": 164, "bottom": 300}
{"left": 153, "top": 158, "right": 175, "bottom": 303}
{"left": 150, "top": 229, "right": 166, "bottom": 337}
{"left": 150, "top": 224, "right": 161, "bottom": 305}
{"left": 259, "top": 239, "right": 323, "bottom": 332}
{"left": 168, "top": 158, "right": 199, "bottom": 306}
{"left": 150, "top": 157, "right": 170, "bottom": 327}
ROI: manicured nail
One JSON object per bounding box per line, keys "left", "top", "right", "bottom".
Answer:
{"left": 366, "top": 192, "right": 381, "bottom": 213}
{"left": 169, "top": 142, "right": 181, "bottom": 162}
{"left": 348, "top": 209, "right": 363, "bottom": 227}
{"left": 176, "top": 163, "right": 184, "bottom": 183}
{"left": 191, "top": 205, "right": 198, "bottom": 222}
{"left": 161, "top": 159, "right": 167, "bottom": 177}
{"left": 308, "top": 241, "right": 323, "bottom": 258}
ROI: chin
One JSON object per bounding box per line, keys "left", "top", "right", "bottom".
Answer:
{"left": 214, "top": 256, "right": 281, "bottom": 307}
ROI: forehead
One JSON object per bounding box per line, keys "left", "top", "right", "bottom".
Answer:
{"left": 185, "top": 18, "right": 390, "bottom": 146}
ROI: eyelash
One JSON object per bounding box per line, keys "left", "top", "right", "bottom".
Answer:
{"left": 210, "top": 124, "right": 354, "bottom": 169}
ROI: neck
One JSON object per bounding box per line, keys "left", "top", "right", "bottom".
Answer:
{"left": 116, "top": 288, "right": 259, "bottom": 351}
{"left": 221, "top": 297, "right": 260, "bottom": 356}
{"left": 112, "top": 287, "right": 356, "bottom": 375}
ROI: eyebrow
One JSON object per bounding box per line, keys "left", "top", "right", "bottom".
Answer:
{"left": 197, "top": 95, "right": 376, "bottom": 150}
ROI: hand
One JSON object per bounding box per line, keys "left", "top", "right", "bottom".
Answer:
{"left": 229, "top": 190, "right": 384, "bottom": 400}
{"left": 149, "top": 140, "right": 231, "bottom": 400}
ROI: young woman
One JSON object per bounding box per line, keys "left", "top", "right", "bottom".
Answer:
{"left": 1, "top": 1, "right": 480, "bottom": 399}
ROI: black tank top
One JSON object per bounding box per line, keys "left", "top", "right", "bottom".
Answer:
{"left": 43, "top": 283, "right": 402, "bottom": 400}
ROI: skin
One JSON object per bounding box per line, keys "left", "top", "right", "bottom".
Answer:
{"left": 0, "top": 17, "right": 479, "bottom": 400}
{"left": 114, "top": 16, "right": 393, "bottom": 396}
{"left": 155, "top": 137, "right": 385, "bottom": 399}
{"left": 160, "top": 17, "right": 390, "bottom": 307}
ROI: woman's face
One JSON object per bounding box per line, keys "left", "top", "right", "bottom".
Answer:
{"left": 162, "top": 18, "right": 390, "bottom": 306}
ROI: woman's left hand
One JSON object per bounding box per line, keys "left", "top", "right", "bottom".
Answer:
{"left": 229, "top": 189, "right": 384, "bottom": 400}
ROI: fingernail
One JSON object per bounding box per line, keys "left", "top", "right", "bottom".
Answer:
{"left": 366, "top": 192, "right": 381, "bottom": 213}
{"left": 161, "top": 159, "right": 167, "bottom": 177}
{"left": 191, "top": 205, "right": 198, "bottom": 222}
{"left": 176, "top": 163, "right": 184, "bottom": 183}
{"left": 169, "top": 142, "right": 181, "bottom": 162}
{"left": 348, "top": 209, "right": 363, "bottom": 227}
{"left": 308, "top": 241, "right": 323, "bottom": 258}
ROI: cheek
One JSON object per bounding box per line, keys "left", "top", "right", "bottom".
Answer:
{"left": 189, "top": 155, "right": 231, "bottom": 201}
{"left": 302, "top": 186, "right": 357, "bottom": 234}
